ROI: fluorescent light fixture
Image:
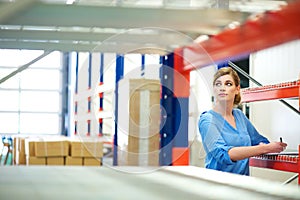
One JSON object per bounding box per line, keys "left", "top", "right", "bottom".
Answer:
{"left": 66, "top": 0, "right": 75, "bottom": 4}
{"left": 194, "top": 35, "right": 209, "bottom": 43}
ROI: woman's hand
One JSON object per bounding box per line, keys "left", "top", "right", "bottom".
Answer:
{"left": 228, "top": 141, "right": 288, "bottom": 161}
{"left": 259, "top": 142, "right": 287, "bottom": 154}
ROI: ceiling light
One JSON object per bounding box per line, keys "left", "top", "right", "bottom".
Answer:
{"left": 194, "top": 35, "right": 209, "bottom": 43}
{"left": 66, "top": 0, "right": 75, "bottom": 5}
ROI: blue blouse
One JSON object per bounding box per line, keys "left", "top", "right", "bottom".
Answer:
{"left": 198, "top": 108, "right": 269, "bottom": 175}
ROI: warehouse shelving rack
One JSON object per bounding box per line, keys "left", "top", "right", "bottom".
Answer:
{"left": 161, "top": 0, "right": 300, "bottom": 172}
{"left": 73, "top": 52, "right": 115, "bottom": 160}
{"left": 241, "top": 81, "right": 300, "bottom": 184}
{"left": 69, "top": 0, "right": 300, "bottom": 168}
{"left": 73, "top": 52, "right": 116, "bottom": 137}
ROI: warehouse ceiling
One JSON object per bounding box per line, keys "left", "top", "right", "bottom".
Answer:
{"left": 0, "top": 0, "right": 289, "bottom": 54}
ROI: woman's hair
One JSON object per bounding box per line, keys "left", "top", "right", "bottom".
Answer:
{"left": 213, "top": 67, "right": 241, "bottom": 106}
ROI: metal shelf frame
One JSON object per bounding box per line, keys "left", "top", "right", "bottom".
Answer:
{"left": 176, "top": 0, "right": 300, "bottom": 73}
{"left": 250, "top": 146, "right": 300, "bottom": 184}
{"left": 166, "top": 0, "right": 300, "bottom": 177}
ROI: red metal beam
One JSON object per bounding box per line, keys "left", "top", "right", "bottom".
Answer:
{"left": 250, "top": 157, "right": 299, "bottom": 173}
{"left": 250, "top": 145, "right": 300, "bottom": 184}
{"left": 173, "top": 48, "right": 190, "bottom": 98}
{"left": 241, "top": 80, "right": 299, "bottom": 103}
{"left": 172, "top": 147, "right": 189, "bottom": 165}
{"left": 180, "top": 0, "right": 300, "bottom": 72}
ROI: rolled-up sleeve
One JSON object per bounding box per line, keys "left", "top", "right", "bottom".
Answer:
{"left": 199, "top": 114, "right": 234, "bottom": 166}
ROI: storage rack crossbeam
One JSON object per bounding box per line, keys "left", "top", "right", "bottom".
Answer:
{"left": 250, "top": 145, "right": 300, "bottom": 184}
{"left": 241, "top": 80, "right": 300, "bottom": 103}
{"left": 241, "top": 79, "right": 300, "bottom": 184}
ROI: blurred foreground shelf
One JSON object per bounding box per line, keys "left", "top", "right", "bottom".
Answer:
{"left": 0, "top": 166, "right": 299, "bottom": 200}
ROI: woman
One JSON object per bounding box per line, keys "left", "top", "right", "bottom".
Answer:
{"left": 198, "top": 67, "right": 287, "bottom": 175}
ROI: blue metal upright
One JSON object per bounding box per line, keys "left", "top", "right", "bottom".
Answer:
{"left": 99, "top": 53, "right": 104, "bottom": 84}
{"left": 159, "top": 51, "right": 190, "bottom": 166}
{"left": 88, "top": 53, "right": 92, "bottom": 89}
{"left": 86, "top": 53, "right": 93, "bottom": 136}
{"left": 98, "top": 53, "right": 104, "bottom": 136}
{"left": 113, "top": 54, "right": 124, "bottom": 166}
{"left": 75, "top": 52, "right": 79, "bottom": 94}
{"left": 74, "top": 52, "right": 79, "bottom": 136}
{"left": 172, "top": 48, "right": 190, "bottom": 165}
{"left": 160, "top": 53, "right": 175, "bottom": 166}
{"left": 141, "top": 54, "right": 145, "bottom": 77}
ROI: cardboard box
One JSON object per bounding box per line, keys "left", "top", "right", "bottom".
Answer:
{"left": 19, "top": 137, "right": 26, "bottom": 153}
{"left": 47, "top": 157, "right": 65, "bottom": 165}
{"left": 12, "top": 135, "right": 30, "bottom": 165}
{"left": 27, "top": 157, "right": 46, "bottom": 165}
{"left": 70, "top": 140, "right": 103, "bottom": 158}
{"left": 127, "top": 134, "right": 160, "bottom": 166}
{"left": 13, "top": 135, "right": 70, "bottom": 165}
{"left": 65, "top": 156, "right": 83, "bottom": 166}
{"left": 117, "top": 79, "right": 160, "bottom": 166}
{"left": 18, "top": 151, "right": 26, "bottom": 165}
{"left": 83, "top": 157, "right": 102, "bottom": 166}
{"left": 13, "top": 137, "right": 17, "bottom": 165}
{"left": 27, "top": 140, "right": 36, "bottom": 157}
{"left": 35, "top": 140, "right": 69, "bottom": 157}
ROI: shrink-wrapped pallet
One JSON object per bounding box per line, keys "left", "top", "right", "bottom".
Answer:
{"left": 117, "top": 79, "right": 160, "bottom": 166}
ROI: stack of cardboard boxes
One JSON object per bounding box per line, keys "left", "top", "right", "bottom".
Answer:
{"left": 13, "top": 135, "right": 103, "bottom": 166}
{"left": 67, "top": 139, "right": 103, "bottom": 166}
{"left": 26, "top": 137, "right": 69, "bottom": 165}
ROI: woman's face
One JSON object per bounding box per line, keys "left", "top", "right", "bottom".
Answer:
{"left": 213, "top": 74, "right": 240, "bottom": 104}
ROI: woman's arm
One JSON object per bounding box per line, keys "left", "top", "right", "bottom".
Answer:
{"left": 228, "top": 142, "right": 287, "bottom": 161}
